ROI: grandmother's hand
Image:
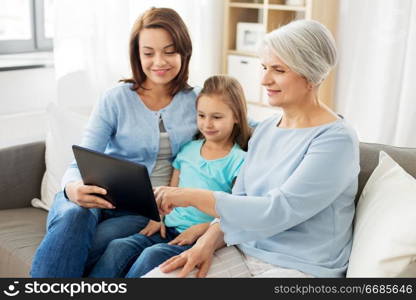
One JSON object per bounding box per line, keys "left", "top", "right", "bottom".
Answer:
{"left": 159, "top": 239, "right": 215, "bottom": 278}
{"left": 154, "top": 186, "right": 190, "bottom": 215}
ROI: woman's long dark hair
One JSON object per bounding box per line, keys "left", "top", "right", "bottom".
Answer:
{"left": 120, "top": 7, "right": 192, "bottom": 96}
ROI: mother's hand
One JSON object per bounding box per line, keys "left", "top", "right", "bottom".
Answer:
{"left": 159, "top": 241, "right": 215, "bottom": 278}
{"left": 154, "top": 186, "right": 190, "bottom": 215}
{"left": 65, "top": 180, "right": 114, "bottom": 209}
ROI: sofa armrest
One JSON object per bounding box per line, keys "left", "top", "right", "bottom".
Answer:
{"left": 0, "top": 141, "right": 45, "bottom": 210}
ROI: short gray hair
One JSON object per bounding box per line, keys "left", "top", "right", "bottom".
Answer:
{"left": 262, "top": 20, "right": 337, "bottom": 85}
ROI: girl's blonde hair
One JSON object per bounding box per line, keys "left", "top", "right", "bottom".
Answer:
{"left": 196, "top": 75, "right": 250, "bottom": 151}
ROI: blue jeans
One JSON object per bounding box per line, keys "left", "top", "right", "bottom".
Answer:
{"left": 89, "top": 228, "right": 192, "bottom": 278}
{"left": 31, "top": 191, "right": 150, "bottom": 277}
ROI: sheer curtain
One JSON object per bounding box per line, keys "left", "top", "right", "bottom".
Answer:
{"left": 335, "top": 0, "right": 416, "bottom": 147}
{"left": 53, "top": 0, "right": 223, "bottom": 109}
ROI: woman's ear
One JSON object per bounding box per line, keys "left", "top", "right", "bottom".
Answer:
{"left": 306, "top": 80, "right": 314, "bottom": 91}
{"left": 302, "top": 76, "right": 314, "bottom": 91}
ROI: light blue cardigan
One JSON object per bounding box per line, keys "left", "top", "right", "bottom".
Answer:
{"left": 61, "top": 83, "right": 200, "bottom": 189}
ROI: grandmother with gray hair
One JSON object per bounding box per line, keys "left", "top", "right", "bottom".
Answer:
{"left": 149, "top": 19, "right": 360, "bottom": 278}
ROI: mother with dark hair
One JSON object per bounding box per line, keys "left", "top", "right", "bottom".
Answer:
{"left": 31, "top": 7, "right": 200, "bottom": 277}
{"left": 151, "top": 20, "right": 360, "bottom": 278}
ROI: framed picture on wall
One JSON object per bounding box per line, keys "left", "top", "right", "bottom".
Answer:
{"left": 236, "top": 22, "right": 265, "bottom": 53}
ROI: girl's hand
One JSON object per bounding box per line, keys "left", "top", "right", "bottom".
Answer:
{"left": 159, "top": 240, "right": 216, "bottom": 278}
{"left": 139, "top": 219, "right": 166, "bottom": 238}
{"left": 168, "top": 223, "right": 210, "bottom": 246}
{"left": 65, "top": 180, "right": 113, "bottom": 209}
{"left": 154, "top": 186, "right": 189, "bottom": 215}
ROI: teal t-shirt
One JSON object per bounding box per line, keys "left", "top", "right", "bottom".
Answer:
{"left": 164, "top": 139, "right": 246, "bottom": 232}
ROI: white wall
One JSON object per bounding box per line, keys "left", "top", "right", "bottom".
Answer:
{"left": 0, "top": 67, "right": 56, "bottom": 115}
{"left": 0, "top": 111, "right": 48, "bottom": 148}
{"left": 247, "top": 104, "right": 279, "bottom": 122}
{"left": 0, "top": 67, "right": 57, "bottom": 148}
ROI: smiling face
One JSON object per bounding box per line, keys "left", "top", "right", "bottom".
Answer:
{"left": 197, "top": 95, "right": 237, "bottom": 144}
{"left": 260, "top": 47, "right": 311, "bottom": 108}
{"left": 139, "top": 28, "right": 182, "bottom": 88}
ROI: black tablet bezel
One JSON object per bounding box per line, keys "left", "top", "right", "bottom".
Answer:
{"left": 72, "top": 145, "right": 160, "bottom": 221}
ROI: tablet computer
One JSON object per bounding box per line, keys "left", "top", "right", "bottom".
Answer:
{"left": 72, "top": 145, "right": 160, "bottom": 221}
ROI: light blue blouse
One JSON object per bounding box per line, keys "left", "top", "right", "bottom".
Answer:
{"left": 61, "top": 83, "right": 201, "bottom": 188}
{"left": 214, "top": 113, "right": 360, "bottom": 277}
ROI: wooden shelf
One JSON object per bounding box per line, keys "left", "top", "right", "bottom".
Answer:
{"left": 223, "top": 0, "right": 339, "bottom": 108}
{"left": 228, "top": 2, "right": 306, "bottom": 12}
{"left": 229, "top": 3, "right": 264, "bottom": 9}
{"left": 268, "top": 4, "right": 306, "bottom": 12}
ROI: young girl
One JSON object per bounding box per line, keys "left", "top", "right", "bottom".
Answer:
{"left": 88, "top": 75, "right": 251, "bottom": 278}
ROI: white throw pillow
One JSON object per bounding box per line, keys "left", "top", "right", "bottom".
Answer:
{"left": 31, "top": 103, "right": 90, "bottom": 210}
{"left": 347, "top": 151, "right": 416, "bottom": 277}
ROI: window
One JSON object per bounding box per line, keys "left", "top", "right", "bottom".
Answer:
{"left": 0, "top": 0, "right": 54, "bottom": 54}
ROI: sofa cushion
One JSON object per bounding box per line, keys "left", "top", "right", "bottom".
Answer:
{"left": 356, "top": 142, "right": 416, "bottom": 204}
{"left": 0, "top": 208, "right": 47, "bottom": 277}
{"left": 32, "top": 103, "right": 89, "bottom": 210}
{"left": 0, "top": 142, "right": 45, "bottom": 210}
{"left": 347, "top": 151, "right": 416, "bottom": 277}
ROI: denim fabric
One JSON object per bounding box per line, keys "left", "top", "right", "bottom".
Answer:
{"left": 89, "top": 228, "right": 192, "bottom": 278}
{"left": 31, "top": 192, "right": 150, "bottom": 277}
